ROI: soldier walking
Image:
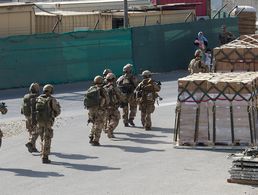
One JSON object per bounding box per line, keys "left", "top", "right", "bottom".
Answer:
{"left": 135, "top": 70, "right": 161, "bottom": 130}
{"left": 84, "top": 76, "right": 109, "bottom": 146}
{"left": 104, "top": 73, "right": 125, "bottom": 138}
{"left": 21, "top": 82, "right": 40, "bottom": 153}
{"left": 117, "top": 64, "right": 138, "bottom": 127}
{"left": 36, "top": 84, "right": 61, "bottom": 164}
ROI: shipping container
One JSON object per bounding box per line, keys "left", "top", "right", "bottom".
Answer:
{"left": 0, "top": 3, "right": 35, "bottom": 37}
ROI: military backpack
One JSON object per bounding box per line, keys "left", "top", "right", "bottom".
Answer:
{"left": 21, "top": 94, "right": 38, "bottom": 117}
{"left": 35, "top": 96, "right": 52, "bottom": 123}
{"left": 84, "top": 86, "right": 101, "bottom": 109}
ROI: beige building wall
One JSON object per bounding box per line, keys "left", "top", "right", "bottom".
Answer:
{"left": 0, "top": 3, "right": 35, "bottom": 37}
{"left": 36, "top": 12, "right": 103, "bottom": 33}
{"left": 35, "top": 9, "right": 195, "bottom": 33}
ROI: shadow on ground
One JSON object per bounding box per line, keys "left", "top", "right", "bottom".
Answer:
{"left": 52, "top": 161, "right": 120, "bottom": 172}
{"left": 101, "top": 144, "right": 165, "bottom": 153}
{"left": 52, "top": 152, "right": 98, "bottom": 160}
{"left": 0, "top": 168, "right": 64, "bottom": 178}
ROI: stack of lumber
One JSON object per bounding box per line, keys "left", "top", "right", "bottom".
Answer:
{"left": 228, "top": 147, "right": 258, "bottom": 185}
{"left": 213, "top": 34, "right": 258, "bottom": 72}
{"left": 174, "top": 72, "right": 258, "bottom": 147}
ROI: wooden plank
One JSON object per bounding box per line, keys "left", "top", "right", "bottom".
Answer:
{"left": 227, "top": 178, "right": 258, "bottom": 185}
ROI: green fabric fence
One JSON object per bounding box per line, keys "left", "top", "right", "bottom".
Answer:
{"left": 132, "top": 17, "right": 239, "bottom": 72}
{"left": 0, "top": 17, "right": 239, "bottom": 89}
{"left": 0, "top": 29, "right": 132, "bottom": 89}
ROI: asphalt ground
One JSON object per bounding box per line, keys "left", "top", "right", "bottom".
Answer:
{"left": 0, "top": 71, "right": 257, "bottom": 195}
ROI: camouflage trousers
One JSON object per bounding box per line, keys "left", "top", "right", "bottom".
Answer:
{"left": 105, "top": 107, "right": 120, "bottom": 136}
{"left": 122, "top": 94, "right": 137, "bottom": 124}
{"left": 38, "top": 121, "right": 54, "bottom": 158}
{"left": 88, "top": 108, "right": 105, "bottom": 142}
{"left": 139, "top": 103, "right": 155, "bottom": 130}
{"left": 25, "top": 117, "right": 39, "bottom": 148}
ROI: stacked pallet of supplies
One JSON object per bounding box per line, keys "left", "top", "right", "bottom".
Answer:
{"left": 174, "top": 72, "right": 258, "bottom": 147}
{"left": 228, "top": 147, "right": 258, "bottom": 185}
{"left": 213, "top": 34, "right": 258, "bottom": 72}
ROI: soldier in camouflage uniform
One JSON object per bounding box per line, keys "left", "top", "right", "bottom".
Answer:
{"left": 103, "top": 69, "right": 112, "bottom": 85}
{"left": 21, "top": 82, "right": 40, "bottom": 153}
{"left": 188, "top": 49, "right": 208, "bottom": 74}
{"left": 103, "top": 68, "right": 113, "bottom": 130}
{"left": 0, "top": 102, "right": 8, "bottom": 148}
{"left": 135, "top": 70, "right": 161, "bottom": 130}
{"left": 104, "top": 73, "right": 125, "bottom": 138}
{"left": 37, "top": 84, "right": 61, "bottom": 164}
{"left": 219, "top": 25, "right": 235, "bottom": 46}
{"left": 117, "top": 64, "right": 138, "bottom": 127}
{"left": 87, "top": 76, "right": 109, "bottom": 146}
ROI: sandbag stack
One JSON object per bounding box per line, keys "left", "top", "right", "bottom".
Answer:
{"left": 174, "top": 72, "right": 258, "bottom": 147}
{"left": 213, "top": 34, "right": 258, "bottom": 72}
{"left": 228, "top": 147, "right": 258, "bottom": 185}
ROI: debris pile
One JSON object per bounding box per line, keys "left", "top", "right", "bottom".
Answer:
{"left": 228, "top": 147, "right": 258, "bottom": 185}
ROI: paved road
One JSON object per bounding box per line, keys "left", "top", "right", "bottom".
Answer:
{"left": 0, "top": 71, "right": 257, "bottom": 195}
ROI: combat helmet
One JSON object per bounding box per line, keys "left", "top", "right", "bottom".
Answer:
{"left": 123, "top": 64, "right": 133, "bottom": 73}
{"left": 142, "top": 70, "right": 152, "bottom": 78}
{"left": 106, "top": 73, "right": 116, "bottom": 81}
{"left": 94, "top": 75, "right": 104, "bottom": 85}
{"left": 103, "top": 69, "right": 112, "bottom": 77}
{"left": 29, "top": 82, "right": 40, "bottom": 94}
{"left": 43, "top": 84, "right": 54, "bottom": 94}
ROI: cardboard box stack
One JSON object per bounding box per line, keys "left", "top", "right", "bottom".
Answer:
{"left": 174, "top": 72, "right": 258, "bottom": 146}
{"left": 228, "top": 147, "right": 258, "bottom": 185}
{"left": 213, "top": 34, "right": 258, "bottom": 72}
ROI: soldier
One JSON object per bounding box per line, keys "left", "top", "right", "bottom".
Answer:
{"left": 117, "top": 64, "right": 138, "bottom": 127}
{"left": 0, "top": 102, "right": 8, "bottom": 148}
{"left": 188, "top": 49, "right": 208, "bottom": 74}
{"left": 84, "top": 76, "right": 109, "bottom": 146}
{"left": 21, "top": 82, "right": 40, "bottom": 153}
{"left": 104, "top": 73, "right": 125, "bottom": 138}
{"left": 219, "top": 25, "right": 235, "bottom": 46}
{"left": 135, "top": 70, "right": 161, "bottom": 130}
{"left": 102, "top": 68, "right": 113, "bottom": 130}
{"left": 36, "top": 84, "right": 61, "bottom": 164}
{"left": 103, "top": 68, "right": 112, "bottom": 85}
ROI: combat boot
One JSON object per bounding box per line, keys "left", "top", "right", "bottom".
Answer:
{"left": 89, "top": 135, "right": 94, "bottom": 144}
{"left": 128, "top": 118, "right": 135, "bottom": 127}
{"left": 145, "top": 126, "right": 151, "bottom": 131}
{"left": 42, "top": 156, "right": 51, "bottom": 164}
{"left": 25, "top": 142, "right": 33, "bottom": 153}
{"left": 31, "top": 147, "right": 39, "bottom": 153}
{"left": 91, "top": 141, "right": 100, "bottom": 146}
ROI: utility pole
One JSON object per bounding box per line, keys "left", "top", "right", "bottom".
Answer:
{"left": 124, "top": 0, "right": 129, "bottom": 28}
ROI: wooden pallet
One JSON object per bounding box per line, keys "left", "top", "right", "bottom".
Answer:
{"left": 227, "top": 178, "right": 258, "bottom": 185}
